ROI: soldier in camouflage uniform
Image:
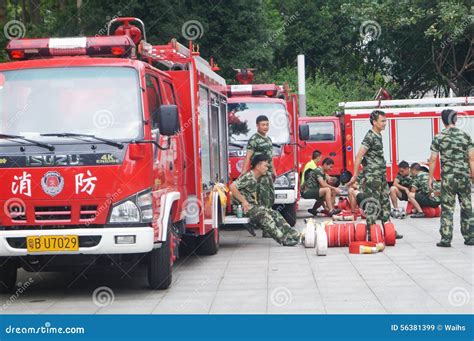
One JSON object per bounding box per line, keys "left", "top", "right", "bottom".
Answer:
{"left": 428, "top": 109, "right": 474, "bottom": 247}
{"left": 241, "top": 115, "right": 276, "bottom": 209}
{"left": 348, "top": 110, "right": 402, "bottom": 239}
{"left": 407, "top": 164, "right": 441, "bottom": 218}
{"left": 230, "top": 154, "right": 300, "bottom": 246}
{"left": 389, "top": 161, "right": 412, "bottom": 218}
{"left": 348, "top": 158, "right": 368, "bottom": 213}
{"left": 301, "top": 158, "right": 341, "bottom": 216}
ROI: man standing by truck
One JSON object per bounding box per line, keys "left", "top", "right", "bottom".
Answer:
{"left": 241, "top": 115, "right": 277, "bottom": 209}
{"left": 347, "top": 110, "right": 403, "bottom": 239}
{"left": 428, "top": 109, "right": 474, "bottom": 247}
{"left": 231, "top": 155, "right": 300, "bottom": 246}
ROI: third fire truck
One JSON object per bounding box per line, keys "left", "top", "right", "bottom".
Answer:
{"left": 298, "top": 97, "right": 474, "bottom": 182}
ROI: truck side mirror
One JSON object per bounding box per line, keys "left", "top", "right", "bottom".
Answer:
{"left": 158, "top": 105, "right": 180, "bottom": 136}
{"left": 299, "top": 124, "right": 309, "bottom": 141}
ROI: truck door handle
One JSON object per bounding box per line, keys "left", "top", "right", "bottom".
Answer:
{"left": 329, "top": 152, "right": 336, "bottom": 156}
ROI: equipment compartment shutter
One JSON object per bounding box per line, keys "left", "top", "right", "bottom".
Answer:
{"left": 353, "top": 119, "right": 392, "bottom": 164}
{"left": 396, "top": 118, "right": 432, "bottom": 163}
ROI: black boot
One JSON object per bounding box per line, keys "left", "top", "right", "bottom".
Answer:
{"left": 244, "top": 223, "right": 256, "bottom": 237}
{"left": 436, "top": 240, "right": 451, "bottom": 247}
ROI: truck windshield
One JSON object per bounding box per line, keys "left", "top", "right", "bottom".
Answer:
{"left": 228, "top": 102, "right": 290, "bottom": 146}
{"left": 0, "top": 67, "right": 142, "bottom": 141}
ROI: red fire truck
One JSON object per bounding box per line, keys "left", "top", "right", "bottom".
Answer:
{"left": 0, "top": 17, "right": 228, "bottom": 292}
{"left": 298, "top": 97, "right": 474, "bottom": 182}
{"left": 225, "top": 69, "right": 301, "bottom": 226}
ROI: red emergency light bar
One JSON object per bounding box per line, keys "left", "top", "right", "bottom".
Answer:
{"left": 6, "top": 35, "right": 136, "bottom": 60}
{"left": 227, "top": 84, "right": 281, "bottom": 97}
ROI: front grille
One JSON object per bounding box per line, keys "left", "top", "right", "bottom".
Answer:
{"left": 35, "top": 206, "right": 71, "bottom": 222}
{"left": 80, "top": 205, "right": 98, "bottom": 220}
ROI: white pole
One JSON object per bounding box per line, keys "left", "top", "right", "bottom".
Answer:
{"left": 297, "top": 54, "right": 306, "bottom": 117}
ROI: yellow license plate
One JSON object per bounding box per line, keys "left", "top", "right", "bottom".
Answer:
{"left": 26, "top": 235, "right": 79, "bottom": 252}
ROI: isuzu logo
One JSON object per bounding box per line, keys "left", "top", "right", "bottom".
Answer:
{"left": 26, "top": 154, "right": 83, "bottom": 167}
{"left": 41, "top": 171, "right": 64, "bottom": 197}
{"left": 229, "top": 150, "right": 247, "bottom": 157}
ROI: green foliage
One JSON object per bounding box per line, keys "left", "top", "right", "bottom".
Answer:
{"left": 267, "top": 67, "right": 382, "bottom": 116}
{"left": 0, "top": 0, "right": 472, "bottom": 97}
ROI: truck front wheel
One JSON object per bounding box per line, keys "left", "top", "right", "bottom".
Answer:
{"left": 0, "top": 258, "right": 17, "bottom": 293}
{"left": 147, "top": 221, "right": 173, "bottom": 290}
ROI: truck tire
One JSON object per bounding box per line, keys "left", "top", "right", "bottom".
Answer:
{"left": 178, "top": 235, "right": 197, "bottom": 257}
{"left": 196, "top": 229, "right": 219, "bottom": 256}
{"left": 0, "top": 259, "right": 17, "bottom": 294}
{"left": 279, "top": 203, "right": 297, "bottom": 227}
{"left": 147, "top": 221, "right": 173, "bottom": 290}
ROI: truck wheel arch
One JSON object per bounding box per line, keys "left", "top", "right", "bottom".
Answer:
{"left": 160, "top": 192, "right": 181, "bottom": 241}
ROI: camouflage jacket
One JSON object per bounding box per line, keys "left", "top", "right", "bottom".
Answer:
{"left": 232, "top": 171, "right": 259, "bottom": 207}
{"left": 396, "top": 173, "right": 413, "bottom": 189}
{"left": 430, "top": 127, "right": 474, "bottom": 178}
{"left": 412, "top": 172, "right": 441, "bottom": 203}
{"left": 247, "top": 133, "right": 273, "bottom": 170}
{"left": 361, "top": 130, "right": 386, "bottom": 178}
{"left": 301, "top": 167, "right": 327, "bottom": 193}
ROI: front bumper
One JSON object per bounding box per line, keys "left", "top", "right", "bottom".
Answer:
{"left": 0, "top": 227, "right": 154, "bottom": 256}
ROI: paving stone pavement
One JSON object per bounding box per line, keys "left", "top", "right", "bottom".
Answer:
{"left": 1, "top": 199, "right": 472, "bottom": 315}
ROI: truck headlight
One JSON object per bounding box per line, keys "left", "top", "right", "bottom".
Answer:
{"left": 274, "top": 171, "right": 296, "bottom": 189}
{"left": 109, "top": 200, "right": 140, "bottom": 223}
{"left": 108, "top": 190, "right": 153, "bottom": 224}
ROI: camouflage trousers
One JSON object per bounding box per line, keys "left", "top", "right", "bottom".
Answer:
{"left": 248, "top": 206, "right": 299, "bottom": 244}
{"left": 440, "top": 174, "right": 474, "bottom": 242}
{"left": 257, "top": 172, "right": 275, "bottom": 208}
{"left": 362, "top": 175, "right": 391, "bottom": 227}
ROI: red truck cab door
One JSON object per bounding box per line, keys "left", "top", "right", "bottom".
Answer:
{"left": 298, "top": 118, "right": 343, "bottom": 177}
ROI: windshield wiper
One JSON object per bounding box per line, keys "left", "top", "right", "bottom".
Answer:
{"left": 229, "top": 142, "right": 245, "bottom": 149}
{"left": 0, "top": 133, "right": 55, "bottom": 151}
{"left": 41, "top": 133, "right": 124, "bottom": 149}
